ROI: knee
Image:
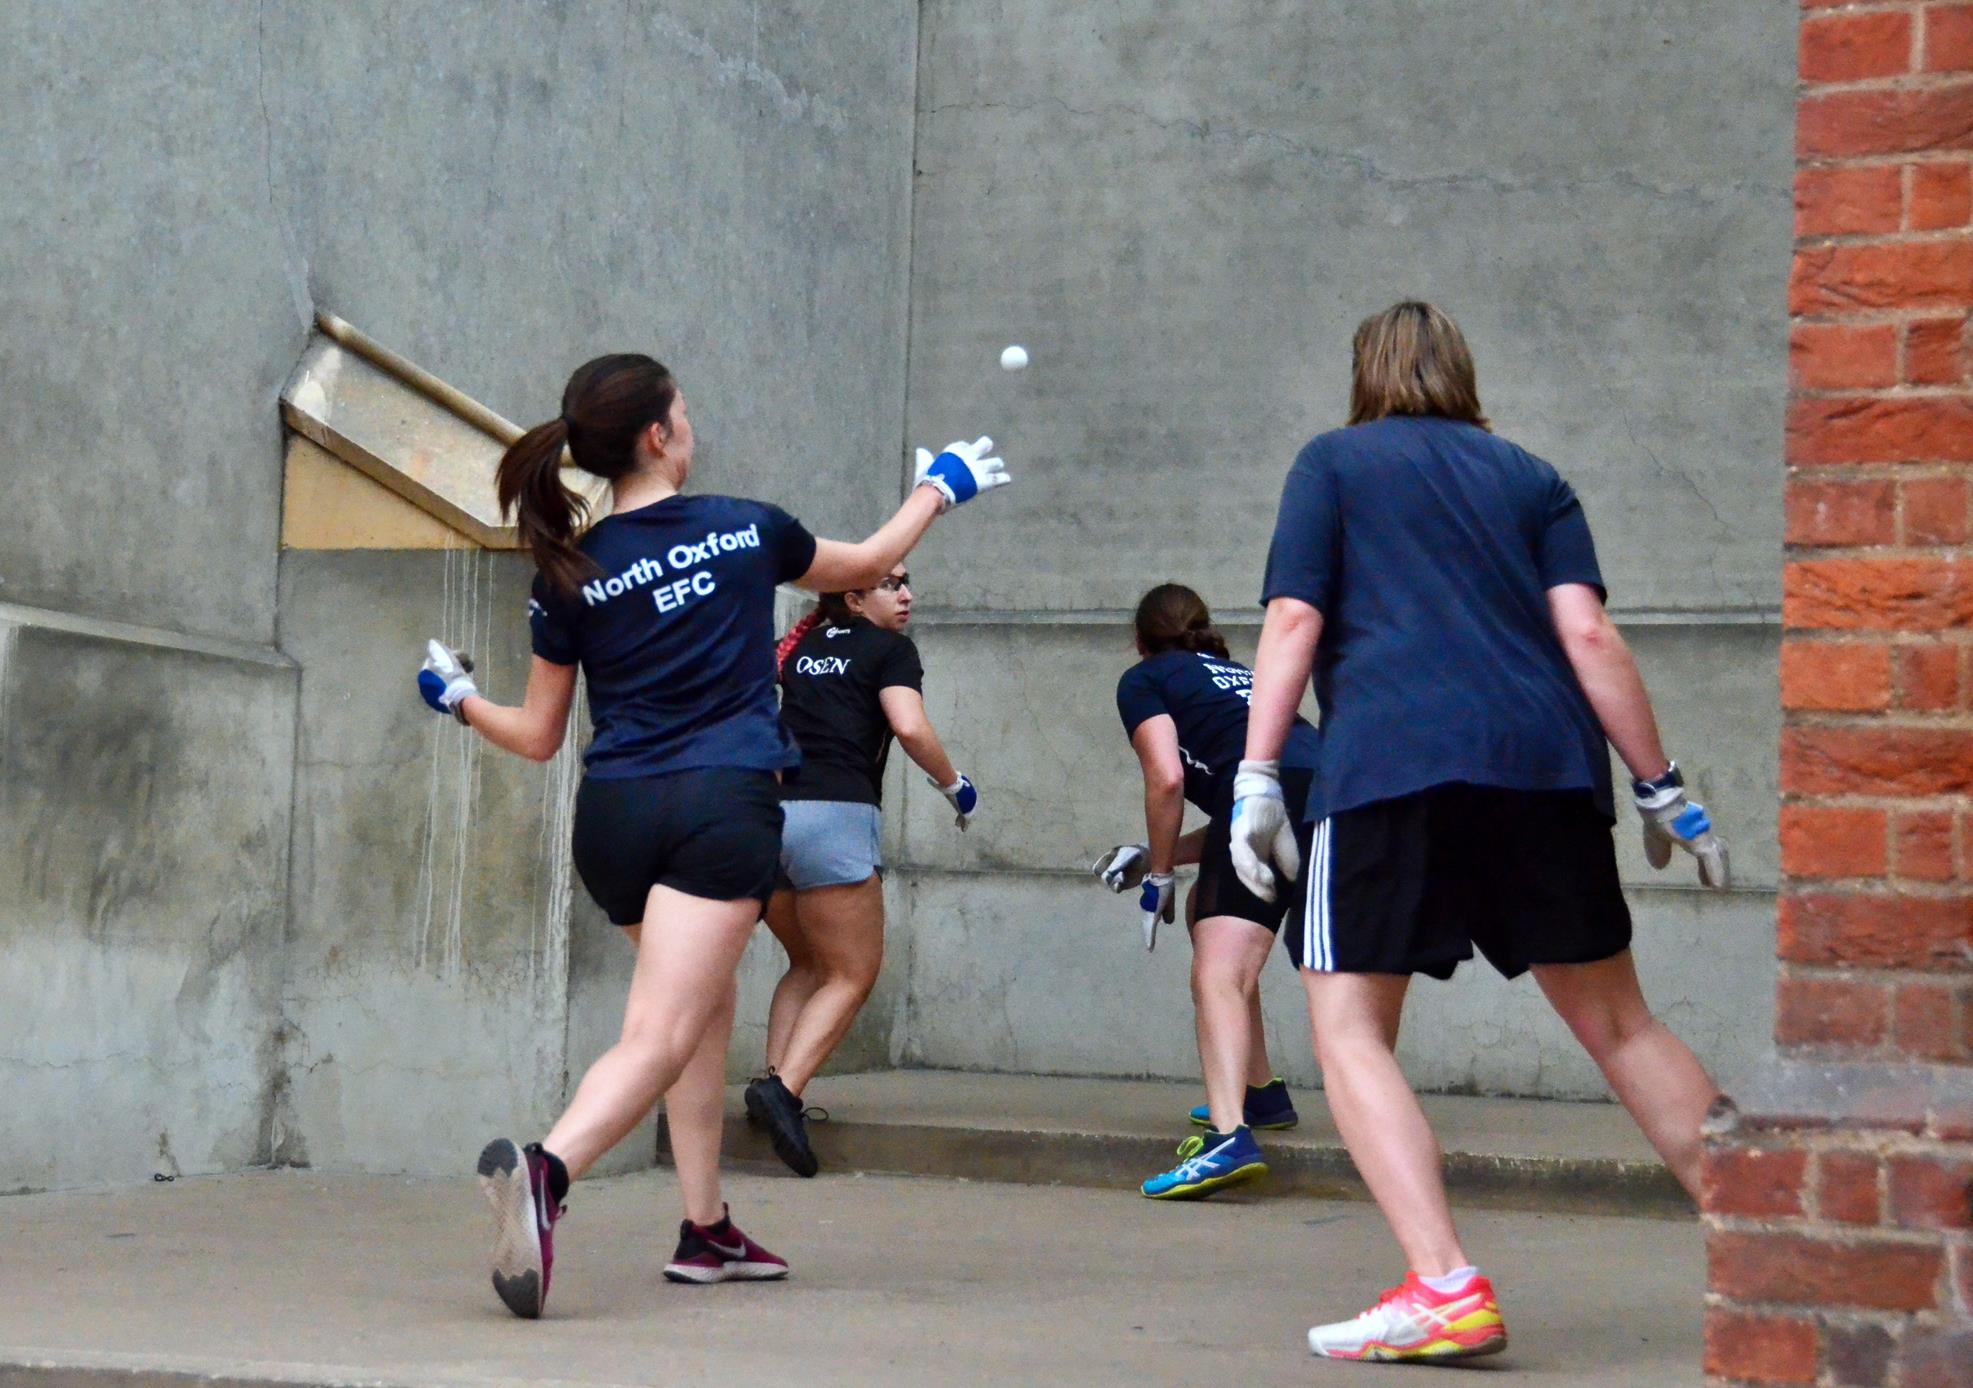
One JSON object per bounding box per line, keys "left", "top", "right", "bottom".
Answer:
{"left": 1562, "top": 996, "right": 1654, "bottom": 1060}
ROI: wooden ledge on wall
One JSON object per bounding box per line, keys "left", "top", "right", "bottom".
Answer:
{"left": 278, "top": 311, "right": 606, "bottom": 551}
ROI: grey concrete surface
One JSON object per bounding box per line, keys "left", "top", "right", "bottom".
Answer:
{"left": 277, "top": 553, "right": 906, "bottom": 1174}
{"left": 904, "top": 0, "right": 1794, "bottom": 619}
{"left": 0, "top": 0, "right": 917, "bottom": 641}
{"left": 675, "top": 1070, "right": 1691, "bottom": 1215}
{"left": 3, "top": 0, "right": 1794, "bottom": 1188}
{"left": 898, "top": 870, "right": 1775, "bottom": 1102}
{"left": 0, "top": 614, "right": 296, "bottom": 1192}
{"left": 0, "top": 1169, "right": 1704, "bottom": 1386}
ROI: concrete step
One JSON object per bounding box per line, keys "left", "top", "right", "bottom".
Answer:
{"left": 659, "top": 1069, "right": 1691, "bottom": 1217}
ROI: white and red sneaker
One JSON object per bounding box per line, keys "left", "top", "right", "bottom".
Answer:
{"left": 663, "top": 1205, "right": 790, "bottom": 1285}
{"left": 1306, "top": 1271, "right": 1507, "bottom": 1362}
{"left": 477, "top": 1138, "right": 565, "bottom": 1319}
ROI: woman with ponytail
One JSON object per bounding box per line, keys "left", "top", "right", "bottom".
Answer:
{"left": 1093, "top": 583, "right": 1320, "bottom": 1200}
{"left": 412, "top": 353, "right": 1009, "bottom": 1318}
{"left": 744, "top": 568, "right": 974, "bottom": 1177}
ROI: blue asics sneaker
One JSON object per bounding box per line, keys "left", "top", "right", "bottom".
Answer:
{"left": 1141, "top": 1126, "right": 1268, "bottom": 1200}
{"left": 1188, "top": 1078, "right": 1299, "bottom": 1131}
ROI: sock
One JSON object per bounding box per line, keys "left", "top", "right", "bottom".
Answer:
{"left": 1419, "top": 1265, "right": 1479, "bottom": 1294}
{"left": 532, "top": 1145, "right": 571, "bottom": 1204}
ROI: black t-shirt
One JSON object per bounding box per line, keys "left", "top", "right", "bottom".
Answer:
{"left": 778, "top": 618, "right": 925, "bottom": 806}
{"left": 1260, "top": 416, "right": 1611, "bottom": 822}
{"left": 1115, "top": 650, "right": 1321, "bottom": 814}
{"left": 528, "top": 493, "right": 818, "bottom": 779}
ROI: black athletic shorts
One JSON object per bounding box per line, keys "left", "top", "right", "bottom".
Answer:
{"left": 1194, "top": 767, "right": 1314, "bottom": 940}
{"left": 571, "top": 768, "right": 783, "bottom": 924}
{"left": 1282, "top": 783, "right": 1631, "bottom": 980}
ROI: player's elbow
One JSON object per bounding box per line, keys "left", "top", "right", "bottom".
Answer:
{"left": 520, "top": 729, "right": 565, "bottom": 762}
{"left": 1147, "top": 768, "right": 1185, "bottom": 799}
{"left": 1558, "top": 609, "right": 1622, "bottom": 661}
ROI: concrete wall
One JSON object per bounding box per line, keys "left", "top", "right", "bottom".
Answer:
{"left": 266, "top": 3, "right": 921, "bottom": 1171}
{"left": 3, "top": 0, "right": 1795, "bottom": 1187}
{"left": 0, "top": 0, "right": 918, "bottom": 1188}
{"left": 893, "top": 0, "right": 1795, "bottom": 1098}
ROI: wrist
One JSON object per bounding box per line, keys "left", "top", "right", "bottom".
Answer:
{"left": 1631, "top": 760, "right": 1680, "bottom": 799}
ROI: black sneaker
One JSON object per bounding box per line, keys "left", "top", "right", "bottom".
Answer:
{"left": 744, "top": 1072, "right": 818, "bottom": 1177}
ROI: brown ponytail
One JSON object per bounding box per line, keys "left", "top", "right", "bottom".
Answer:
{"left": 1133, "top": 583, "right": 1230, "bottom": 660}
{"left": 496, "top": 353, "right": 679, "bottom": 593}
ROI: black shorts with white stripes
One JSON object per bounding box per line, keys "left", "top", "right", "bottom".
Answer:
{"left": 1282, "top": 783, "right": 1631, "bottom": 980}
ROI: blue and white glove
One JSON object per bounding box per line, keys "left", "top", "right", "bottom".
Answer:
{"left": 932, "top": 772, "right": 977, "bottom": 831}
{"left": 1633, "top": 762, "right": 1730, "bottom": 890}
{"left": 1228, "top": 758, "right": 1301, "bottom": 902}
{"left": 1139, "top": 872, "right": 1175, "bottom": 952}
{"left": 1093, "top": 842, "right": 1150, "bottom": 893}
{"left": 914, "top": 436, "right": 1010, "bottom": 511}
{"left": 417, "top": 639, "right": 478, "bottom": 724}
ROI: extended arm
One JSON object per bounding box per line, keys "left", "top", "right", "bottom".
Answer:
{"left": 1130, "top": 716, "right": 1188, "bottom": 876}
{"left": 879, "top": 685, "right": 959, "bottom": 787}
{"left": 1548, "top": 583, "right": 1728, "bottom": 889}
{"left": 1228, "top": 596, "right": 1324, "bottom": 902}
{"left": 1546, "top": 583, "right": 1667, "bottom": 781}
{"left": 798, "top": 437, "right": 1010, "bottom": 592}
{"left": 459, "top": 657, "right": 578, "bottom": 763}
{"left": 1243, "top": 597, "right": 1323, "bottom": 765}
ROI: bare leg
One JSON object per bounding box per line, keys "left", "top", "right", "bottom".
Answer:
{"left": 1532, "top": 951, "right": 1718, "bottom": 1198}
{"left": 1303, "top": 969, "right": 1468, "bottom": 1276}
{"left": 774, "top": 877, "right": 884, "bottom": 1096}
{"left": 1244, "top": 986, "right": 1276, "bottom": 1089}
{"left": 1191, "top": 916, "right": 1274, "bottom": 1132}
{"left": 544, "top": 886, "right": 757, "bottom": 1177}
{"left": 760, "top": 889, "right": 815, "bottom": 1074}
{"left": 661, "top": 974, "right": 737, "bottom": 1225}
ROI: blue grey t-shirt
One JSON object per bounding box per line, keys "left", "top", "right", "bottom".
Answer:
{"left": 529, "top": 493, "right": 817, "bottom": 779}
{"left": 1260, "top": 415, "right": 1611, "bottom": 822}
{"left": 1116, "top": 650, "right": 1321, "bottom": 814}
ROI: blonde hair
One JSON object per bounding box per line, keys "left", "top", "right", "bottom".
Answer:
{"left": 1348, "top": 301, "right": 1490, "bottom": 431}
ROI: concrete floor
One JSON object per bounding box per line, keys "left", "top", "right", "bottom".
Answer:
{"left": 2, "top": 1168, "right": 1702, "bottom": 1387}
{"left": 689, "top": 1071, "right": 1688, "bottom": 1216}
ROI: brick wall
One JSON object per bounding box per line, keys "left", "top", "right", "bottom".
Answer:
{"left": 1705, "top": 3, "right": 1973, "bottom": 1383}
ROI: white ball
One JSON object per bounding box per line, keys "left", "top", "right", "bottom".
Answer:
{"left": 999, "top": 344, "right": 1029, "bottom": 371}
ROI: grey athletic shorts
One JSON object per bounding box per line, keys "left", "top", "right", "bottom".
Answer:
{"left": 777, "top": 800, "right": 883, "bottom": 890}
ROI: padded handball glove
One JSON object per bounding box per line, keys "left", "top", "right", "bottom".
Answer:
{"left": 1139, "top": 872, "right": 1175, "bottom": 952}
{"left": 914, "top": 436, "right": 1010, "bottom": 511}
{"left": 1093, "top": 842, "right": 1150, "bottom": 893}
{"left": 417, "top": 639, "right": 477, "bottom": 724}
{"left": 932, "top": 772, "right": 978, "bottom": 831}
{"left": 1228, "top": 758, "right": 1300, "bottom": 903}
{"left": 1632, "top": 761, "right": 1730, "bottom": 890}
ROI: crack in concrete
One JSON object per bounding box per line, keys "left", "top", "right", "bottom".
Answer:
{"left": 920, "top": 96, "right": 1778, "bottom": 205}
{"left": 254, "top": 0, "right": 312, "bottom": 328}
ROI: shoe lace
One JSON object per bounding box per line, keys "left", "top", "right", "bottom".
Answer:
{"left": 801, "top": 1105, "right": 829, "bottom": 1123}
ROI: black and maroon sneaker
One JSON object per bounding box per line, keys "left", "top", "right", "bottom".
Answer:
{"left": 662, "top": 1205, "right": 790, "bottom": 1285}
{"left": 476, "top": 1138, "right": 566, "bottom": 1318}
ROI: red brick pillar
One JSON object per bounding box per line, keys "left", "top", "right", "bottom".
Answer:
{"left": 1702, "top": 5, "right": 1973, "bottom": 1384}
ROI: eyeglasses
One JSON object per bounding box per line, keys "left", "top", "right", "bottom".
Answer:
{"left": 872, "top": 574, "right": 910, "bottom": 593}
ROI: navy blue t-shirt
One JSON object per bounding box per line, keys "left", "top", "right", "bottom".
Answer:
{"left": 529, "top": 494, "right": 818, "bottom": 779}
{"left": 1115, "top": 650, "right": 1321, "bottom": 814}
{"left": 1260, "top": 415, "right": 1611, "bottom": 822}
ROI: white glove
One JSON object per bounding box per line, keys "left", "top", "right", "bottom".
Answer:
{"left": 1092, "top": 842, "right": 1150, "bottom": 893}
{"left": 1138, "top": 872, "right": 1175, "bottom": 952}
{"left": 417, "top": 640, "right": 478, "bottom": 723}
{"left": 1633, "top": 762, "right": 1730, "bottom": 890}
{"left": 1228, "top": 758, "right": 1300, "bottom": 902}
{"left": 914, "top": 436, "right": 1010, "bottom": 510}
{"left": 931, "top": 772, "right": 977, "bottom": 831}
